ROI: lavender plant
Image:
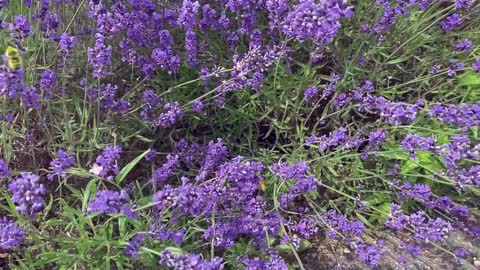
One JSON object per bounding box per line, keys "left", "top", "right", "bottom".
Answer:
{"left": 0, "top": 0, "right": 479, "bottom": 269}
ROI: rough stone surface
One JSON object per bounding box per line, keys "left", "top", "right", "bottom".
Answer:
{"left": 300, "top": 229, "right": 480, "bottom": 270}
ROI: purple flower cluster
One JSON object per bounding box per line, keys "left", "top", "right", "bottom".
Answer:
{"left": 9, "top": 15, "right": 32, "bottom": 41}
{"left": 0, "top": 217, "right": 24, "bottom": 249}
{"left": 47, "top": 149, "right": 75, "bottom": 181}
{"left": 158, "top": 250, "right": 223, "bottom": 270}
{"left": 39, "top": 69, "right": 56, "bottom": 92}
{"left": 271, "top": 162, "right": 319, "bottom": 207}
{"left": 88, "top": 84, "right": 131, "bottom": 113}
{"left": 454, "top": 39, "right": 473, "bottom": 53}
{"left": 400, "top": 183, "right": 432, "bottom": 202}
{"left": 151, "top": 154, "right": 179, "bottom": 185}
{"left": 125, "top": 233, "right": 145, "bottom": 259}
{"left": 360, "top": 95, "right": 420, "bottom": 125}
{"left": 139, "top": 89, "right": 184, "bottom": 128}
{"left": 428, "top": 102, "right": 480, "bottom": 128}
{"left": 240, "top": 251, "right": 288, "bottom": 270}
{"left": 87, "top": 189, "right": 137, "bottom": 218}
{"left": 356, "top": 243, "right": 382, "bottom": 268}
{"left": 159, "top": 101, "right": 184, "bottom": 128}
{"left": 386, "top": 203, "right": 452, "bottom": 242}
{"left": 473, "top": 57, "right": 480, "bottom": 72}
{"left": 447, "top": 59, "right": 465, "bottom": 77}
{"left": 0, "top": 158, "right": 10, "bottom": 178}
{"left": 303, "top": 85, "right": 318, "bottom": 103}
{"left": 439, "top": 14, "right": 463, "bottom": 32}
{"left": 323, "top": 210, "right": 366, "bottom": 239}
{"left": 89, "top": 146, "right": 122, "bottom": 180}
{"left": 8, "top": 172, "right": 46, "bottom": 216}
{"left": 401, "top": 134, "right": 436, "bottom": 157}
{"left": 282, "top": 0, "right": 353, "bottom": 44}
{"left": 367, "top": 0, "right": 433, "bottom": 34}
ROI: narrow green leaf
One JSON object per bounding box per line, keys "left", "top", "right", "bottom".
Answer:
{"left": 116, "top": 149, "right": 150, "bottom": 183}
{"left": 82, "top": 180, "right": 97, "bottom": 211}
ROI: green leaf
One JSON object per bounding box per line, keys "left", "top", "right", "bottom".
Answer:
{"left": 2, "top": 193, "right": 21, "bottom": 219}
{"left": 298, "top": 239, "right": 311, "bottom": 252}
{"left": 368, "top": 203, "right": 391, "bottom": 224}
{"left": 82, "top": 180, "right": 97, "bottom": 211}
{"left": 400, "top": 160, "right": 418, "bottom": 174}
{"left": 116, "top": 149, "right": 150, "bottom": 183}
{"left": 377, "top": 150, "right": 409, "bottom": 160}
{"left": 386, "top": 56, "right": 410, "bottom": 64}
{"left": 459, "top": 72, "right": 480, "bottom": 86}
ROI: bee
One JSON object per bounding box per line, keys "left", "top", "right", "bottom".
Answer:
{"left": 259, "top": 179, "right": 266, "bottom": 192}
{"left": 5, "top": 46, "right": 22, "bottom": 70}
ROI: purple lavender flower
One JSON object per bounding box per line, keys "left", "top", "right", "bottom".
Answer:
{"left": 455, "top": 0, "right": 473, "bottom": 9}
{"left": 434, "top": 196, "right": 452, "bottom": 210}
{"left": 448, "top": 59, "right": 465, "bottom": 77}
{"left": 47, "top": 149, "right": 75, "bottom": 181}
{"left": 39, "top": 70, "right": 56, "bottom": 91}
{"left": 191, "top": 100, "right": 204, "bottom": 113}
{"left": 151, "top": 154, "right": 179, "bottom": 184}
{"left": 439, "top": 13, "right": 463, "bottom": 32}
{"left": 88, "top": 84, "right": 130, "bottom": 113}
{"left": 271, "top": 162, "right": 309, "bottom": 180}
{"left": 177, "top": 0, "right": 200, "bottom": 30}
{"left": 8, "top": 172, "right": 46, "bottom": 216}
{"left": 59, "top": 33, "right": 77, "bottom": 56}
{"left": 303, "top": 85, "right": 318, "bottom": 103}
{"left": 356, "top": 243, "right": 382, "bottom": 268}
{"left": 280, "top": 175, "right": 318, "bottom": 207}
{"left": 151, "top": 225, "right": 185, "bottom": 245}
{"left": 332, "top": 93, "right": 352, "bottom": 109}
{"left": 0, "top": 217, "right": 24, "bottom": 249}
{"left": 368, "top": 129, "right": 387, "bottom": 149}
{"left": 159, "top": 250, "right": 223, "bottom": 270}
{"left": 400, "top": 183, "right": 432, "bottom": 202}
{"left": 449, "top": 205, "right": 469, "bottom": 217}
{"left": 473, "top": 57, "right": 480, "bottom": 72}
{"left": 323, "top": 210, "right": 365, "bottom": 238}
{"left": 454, "top": 248, "right": 470, "bottom": 257}
{"left": 89, "top": 146, "right": 122, "bottom": 180}
{"left": 282, "top": 0, "right": 352, "bottom": 44}
{"left": 185, "top": 30, "right": 198, "bottom": 66}
{"left": 429, "top": 64, "right": 441, "bottom": 75}
{"left": 455, "top": 39, "right": 473, "bottom": 53}
{"left": 403, "top": 244, "right": 421, "bottom": 257}
{"left": 240, "top": 252, "right": 288, "bottom": 270}
{"left": 125, "top": 233, "right": 145, "bottom": 258}
{"left": 87, "top": 190, "right": 137, "bottom": 218}
{"left": 145, "top": 148, "right": 156, "bottom": 162}
{"left": 0, "top": 113, "right": 14, "bottom": 123}
{"left": 0, "top": 158, "right": 10, "bottom": 178}
{"left": 21, "top": 87, "right": 41, "bottom": 109}
{"left": 140, "top": 89, "right": 163, "bottom": 122}
{"left": 152, "top": 185, "right": 177, "bottom": 212}
{"left": 428, "top": 103, "right": 480, "bottom": 128}
{"left": 157, "top": 101, "right": 184, "bottom": 128}
{"left": 385, "top": 203, "right": 409, "bottom": 230}
{"left": 401, "top": 134, "right": 435, "bottom": 157}
{"left": 196, "top": 139, "right": 228, "bottom": 181}
{"left": 360, "top": 95, "right": 419, "bottom": 125}
{"left": 9, "top": 15, "right": 32, "bottom": 40}
{"left": 87, "top": 34, "right": 112, "bottom": 78}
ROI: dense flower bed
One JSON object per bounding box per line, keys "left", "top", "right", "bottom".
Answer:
{"left": 0, "top": 0, "right": 479, "bottom": 269}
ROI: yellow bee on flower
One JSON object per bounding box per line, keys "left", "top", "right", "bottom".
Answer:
{"left": 259, "top": 179, "right": 266, "bottom": 192}
{"left": 5, "top": 46, "right": 22, "bottom": 70}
